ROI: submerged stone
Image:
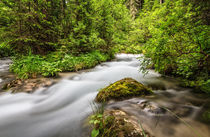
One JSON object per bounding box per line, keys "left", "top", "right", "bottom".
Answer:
{"left": 96, "top": 78, "right": 152, "bottom": 102}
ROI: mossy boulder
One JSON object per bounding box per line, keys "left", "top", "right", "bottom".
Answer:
{"left": 96, "top": 78, "right": 152, "bottom": 102}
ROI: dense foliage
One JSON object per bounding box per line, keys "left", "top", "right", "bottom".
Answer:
{"left": 133, "top": 0, "right": 210, "bottom": 93}
{"left": 0, "top": 0, "right": 132, "bottom": 78}
{"left": 0, "top": 42, "right": 14, "bottom": 57}
{"left": 10, "top": 50, "right": 112, "bottom": 79}
{"left": 0, "top": 0, "right": 132, "bottom": 55}
{"left": 0, "top": 0, "right": 209, "bottom": 93}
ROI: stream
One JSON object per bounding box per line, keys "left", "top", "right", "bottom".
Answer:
{"left": 0, "top": 54, "right": 209, "bottom": 137}
{"left": 0, "top": 58, "right": 13, "bottom": 90}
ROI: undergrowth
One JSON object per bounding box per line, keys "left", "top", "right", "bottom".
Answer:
{"left": 0, "top": 42, "right": 14, "bottom": 57}
{"left": 10, "top": 50, "right": 113, "bottom": 79}
{"left": 89, "top": 102, "right": 148, "bottom": 137}
{"left": 113, "top": 44, "right": 143, "bottom": 54}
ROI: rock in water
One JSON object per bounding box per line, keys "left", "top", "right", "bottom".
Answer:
{"left": 105, "top": 110, "right": 152, "bottom": 137}
{"left": 96, "top": 78, "right": 152, "bottom": 102}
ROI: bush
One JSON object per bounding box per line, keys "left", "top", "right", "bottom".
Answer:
{"left": 132, "top": 0, "right": 210, "bottom": 92}
{"left": 57, "top": 51, "right": 111, "bottom": 72}
{"left": 10, "top": 54, "right": 61, "bottom": 79}
{"left": 201, "top": 80, "right": 210, "bottom": 94}
{"left": 10, "top": 51, "right": 113, "bottom": 79}
{"left": 114, "top": 44, "right": 143, "bottom": 54}
{"left": 0, "top": 42, "right": 14, "bottom": 57}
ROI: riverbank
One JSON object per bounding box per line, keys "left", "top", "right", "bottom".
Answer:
{"left": 10, "top": 50, "right": 113, "bottom": 79}
{"left": 0, "top": 68, "right": 77, "bottom": 93}
{"left": 0, "top": 51, "right": 114, "bottom": 93}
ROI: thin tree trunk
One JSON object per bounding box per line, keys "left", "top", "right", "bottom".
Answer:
{"left": 62, "top": 0, "right": 66, "bottom": 17}
{"left": 33, "top": 0, "right": 38, "bottom": 11}
{"left": 18, "top": 0, "right": 22, "bottom": 34}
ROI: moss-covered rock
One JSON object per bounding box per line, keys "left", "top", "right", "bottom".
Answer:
{"left": 89, "top": 110, "right": 152, "bottom": 137}
{"left": 96, "top": 78, "right": 152, "bottom": 102}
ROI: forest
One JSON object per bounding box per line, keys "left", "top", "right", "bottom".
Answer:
{"left": 0, "top": 0, "right": 209, "bottom": 137}
{"left": 0, "top": 0, "right": 209, "bottom": 93}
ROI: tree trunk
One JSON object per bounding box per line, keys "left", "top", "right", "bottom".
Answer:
{"left": 33, "top": 0, "right": 38, "bottom": 11}
{"left": 62, "top": 0, "right": 66, "bottom": 17}
{"left": 127, "top": 0, "right": 138, "bottom": 19}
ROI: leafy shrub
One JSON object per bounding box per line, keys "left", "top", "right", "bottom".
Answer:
{"left": 114, "top": 44, "right": 143, "bottom": 54}
{"left": 201, "top": 80, "right": 210, "bottom": 94}
{"left": 41, "top": 62, "right": 61, "bottom": 77}
{"left": 133, "top": 0, "right": 210, "bottom": 91}
{"left": 0, "top": 42, "right": 14, "bottom": 57}
{"left": 10, "top": 55, "right": 61, "bottom": 79}
{"left": 10, "top": 51, "right": 112, "bottom": 79}
{"left": 89, "top": 113, "right": 104, "bottom": 137}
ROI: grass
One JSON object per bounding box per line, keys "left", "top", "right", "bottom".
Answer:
{"left": 138, "top": 120, "right": 147, "bottom": 137}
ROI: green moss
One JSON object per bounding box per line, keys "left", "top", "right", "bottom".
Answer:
{"left": 96, "top": 78, "right": 152, "bottom": 102}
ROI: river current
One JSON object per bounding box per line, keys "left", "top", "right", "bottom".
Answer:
{"left": 0, "top": 54, "right": 209, "bottom": 137}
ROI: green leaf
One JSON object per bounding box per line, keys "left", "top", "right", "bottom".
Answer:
{"left": 97, "top": 114, "right": 103, "bottom": 118}
{"left": 91, "top": 129, "right": 99, "bottom": 137}
{"left": 89, "top": 120, "right": 95, "bottom": 124}
{"left": 94, "top": 120, "right": 100, "bottom": 125}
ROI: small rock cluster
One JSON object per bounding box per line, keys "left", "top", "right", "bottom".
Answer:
{"left": 2, "top": 78, "right": 54, "bottom": 93}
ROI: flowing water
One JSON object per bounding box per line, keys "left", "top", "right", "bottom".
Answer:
{"left": 0, "top": 58, "right": 13, "bottom": 90}
{"left": 0, "top": 54, "right": 209, "bottom": 137}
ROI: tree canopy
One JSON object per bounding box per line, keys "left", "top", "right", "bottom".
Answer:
{"left": 0, "top": 0, "right": 209, "bottom": 93}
